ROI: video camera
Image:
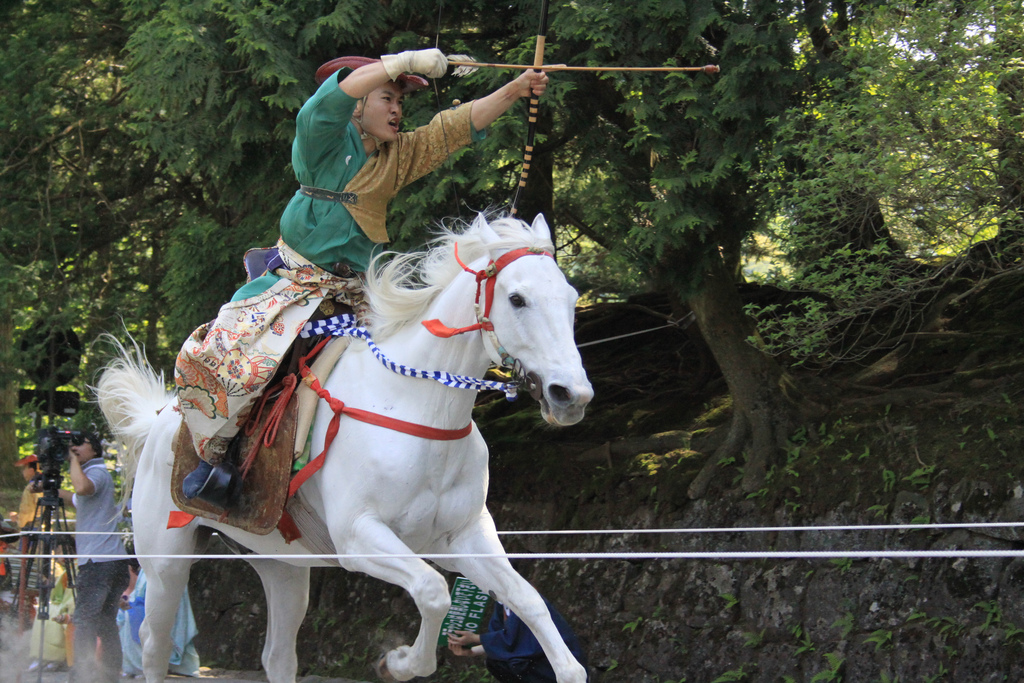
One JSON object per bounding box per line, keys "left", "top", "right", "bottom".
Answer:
{"left": 33, "top": 428, "right": 89, "bottom": 497}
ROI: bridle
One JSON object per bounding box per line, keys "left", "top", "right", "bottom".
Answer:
{"left": 422, "top": 244, "right": 554, "bottom": 396}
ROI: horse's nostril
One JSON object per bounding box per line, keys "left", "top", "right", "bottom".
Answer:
{"left": 549, "top": 384, "right": 572, "bottom": 405}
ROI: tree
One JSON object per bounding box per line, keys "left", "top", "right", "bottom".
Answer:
{"left": 547, "top": 0, "right": 817, "bottom": 495}
{"left": 752, "top": 0, "right": 1024, "bottom": 369}
{"left": 0, "top": 0, "right": 172, "bottom": 449}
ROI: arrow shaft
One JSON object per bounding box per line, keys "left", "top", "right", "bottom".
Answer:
{"left": 450, "top": 60, "right": 720, "bottom": 74}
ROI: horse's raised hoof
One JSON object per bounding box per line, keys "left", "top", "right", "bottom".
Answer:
{"left": 373, "top": 652, "right": 395, "bottom": 681}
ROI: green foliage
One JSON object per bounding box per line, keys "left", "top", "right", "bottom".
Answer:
{"left": 791, "top": 623, "right": 816, "bottom": 655}
{"left": 1, "top": 0, "right": 177, "bottom": 418}
{"left": 622, "top": 615, "right": 644, "bottom": 633}
{"left": 832, "top": 612, "right": 855, "bottom": 638}
{"left": 864, "top": 628, "right": 894, "bottom": 651}
{"left": 5, "top": 0, "right": 1024, "bottom": 475}
{"left": 711, "top": 664, "right": 753, "bottom": 682}
{"left": 810, "top": 652, "right": 845, "bottom": 682}
{"left": 750, "top": 0, "right": 1024, "bottom": 368}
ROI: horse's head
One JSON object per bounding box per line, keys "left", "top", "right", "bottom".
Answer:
{"left": 474, "top": 213, "right": 594, "bottom": 426}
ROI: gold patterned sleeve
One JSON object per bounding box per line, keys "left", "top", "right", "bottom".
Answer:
{"left": 393, "top": 102, "right": 477, "bottom": 190}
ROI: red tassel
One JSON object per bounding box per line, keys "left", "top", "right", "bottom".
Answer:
{"left": 422, "top": 318, "right": 483, "bottom": 338}
{"left": 167, "top": 511, "right": 196, "bottom": 529}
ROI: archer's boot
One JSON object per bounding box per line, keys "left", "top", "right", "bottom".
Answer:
{"left": 182, "top": 460, "right": 242, "bottom": 509}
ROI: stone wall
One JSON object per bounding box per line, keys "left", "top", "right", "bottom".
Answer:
{"left": 186, "top": 475, "right": 1024, "bottom": 682}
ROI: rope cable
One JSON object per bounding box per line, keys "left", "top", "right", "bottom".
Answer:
{"left": 7, "top": 549, "right": 1024, "bottom": 561}
{"left": 8, "top": 520, "right": 1024, "bottom": 538}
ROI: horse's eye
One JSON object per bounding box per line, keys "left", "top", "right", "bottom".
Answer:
{"left": 509, "top": 293, "right": 526, "bottom": 308}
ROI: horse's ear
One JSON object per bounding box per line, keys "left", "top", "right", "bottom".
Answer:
{"left": 474, "top": 213, "right": 502, "bottom": 246}
{"left": 530, "top": 213, "right": 552, "bottom": 243}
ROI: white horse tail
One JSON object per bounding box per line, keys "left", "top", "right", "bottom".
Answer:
{"left": 94, "top": 334, "right": 175, "bottom": 493}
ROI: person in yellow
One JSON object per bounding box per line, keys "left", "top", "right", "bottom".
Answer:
{"left": 29, "top": 561, "right": 75, "bottom": 671}
{"left": 176, "top": 48, "right": 549, "bottom": 507}
{"left": 15, "top": 454, "right": 42, "bottom": 530}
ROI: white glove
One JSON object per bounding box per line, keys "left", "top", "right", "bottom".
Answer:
{"left": 380, "top": 48, "right": 448, "bottom": 80}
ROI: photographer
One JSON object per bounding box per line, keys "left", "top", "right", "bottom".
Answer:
{"left": 52, "top": 432, "right": 130, "bottom": 683}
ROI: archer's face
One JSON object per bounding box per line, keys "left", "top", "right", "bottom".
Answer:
{"left": 355, "top": 82, "right": 405, "bottom": 145}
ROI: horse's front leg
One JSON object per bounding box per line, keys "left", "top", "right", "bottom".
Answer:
{"left": 335, "top": 518, "right": 450, "bottom": 681}
{"left": 438, "top": 515, "right": 588, "bottom": 683}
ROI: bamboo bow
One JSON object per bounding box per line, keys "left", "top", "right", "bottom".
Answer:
{"left": 509, "top": 0, "right": 551, "bottom": 218}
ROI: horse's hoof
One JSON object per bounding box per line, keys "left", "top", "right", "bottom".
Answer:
{"left": 373, "top": 653, "right": 394, "bottom": 681}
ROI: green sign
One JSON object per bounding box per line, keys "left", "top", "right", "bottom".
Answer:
{"left": 437, "top": 577, "right": 493, "bottom": 647}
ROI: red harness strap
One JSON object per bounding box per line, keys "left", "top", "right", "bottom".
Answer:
{"left": 286, "top": 341, "right": 473, "bottom": 500}
{"left": 422, "top": 245, "right": 553, "bottom": 338}
{"left": 170, "top": 247, "right": 537, "bottom": 534}
{"left": 167, "top": 338, "right": 474, "bottom": 535}
{"left": 239, "top": 373, "right": 299, "bottom": 478}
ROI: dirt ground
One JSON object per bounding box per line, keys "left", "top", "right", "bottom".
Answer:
{"left": 23, "top": 668, "right": 370, "bottom": 683}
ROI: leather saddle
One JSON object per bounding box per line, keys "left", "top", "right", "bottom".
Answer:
{"left": 169, "top": 334, "right": 351, "bottom": 535}
{"left": 170, "top": 396, "right": 297, "bottom": 534}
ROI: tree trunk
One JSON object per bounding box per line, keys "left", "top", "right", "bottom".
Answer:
{"left": 0, "top": 306, "right": 19, "bottom": 489}
{"left": 683, "top": 255, "right": 810, "bottom": 499}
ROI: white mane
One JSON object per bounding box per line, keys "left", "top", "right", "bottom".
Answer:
{"left": 363, "top": 212, "right": 554, "bottom": 340}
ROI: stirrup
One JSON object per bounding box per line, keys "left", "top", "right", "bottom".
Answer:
{"left": 182, "top": 460, "right": 243, "bottom": 510}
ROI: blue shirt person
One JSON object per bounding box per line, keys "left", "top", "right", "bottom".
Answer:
{"left": 56, "top": 432, "right": 131, "bottom": 683}
{"left": 448, "top": 596, "right": 588, "bottom": 682}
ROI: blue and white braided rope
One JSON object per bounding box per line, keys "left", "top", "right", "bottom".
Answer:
{"left": 301, "top": 314, "right": 518, "bottom": 400}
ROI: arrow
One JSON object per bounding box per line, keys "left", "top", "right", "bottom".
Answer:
{"left": 451, "top": 59, "right": 720, "bottom": 75}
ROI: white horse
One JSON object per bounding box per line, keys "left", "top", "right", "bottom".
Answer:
{"left": 96, "top": 213, "right": 593, "bottom": 683}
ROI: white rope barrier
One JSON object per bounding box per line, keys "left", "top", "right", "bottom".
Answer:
{"left": 7, "top": 520, "right": 1024, "bottom": 538}
{"left": 497, "top": 521, "right": 1024, "bottom": 535}
{"left": 7, "top": 522, "right": 1021, "bottom": 561}
{"left": 5, "top": 549, "right": 1024, "bottom": 561}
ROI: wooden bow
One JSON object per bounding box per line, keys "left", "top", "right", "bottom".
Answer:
{"left": 509, "top": 0, "right": 551, "bottom": 218}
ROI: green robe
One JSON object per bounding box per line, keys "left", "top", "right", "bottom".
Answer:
{"left": 234, "top": 70, "right": 482, "bottom": 302}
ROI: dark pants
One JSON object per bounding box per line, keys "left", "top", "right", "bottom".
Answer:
{"left": 487, "top": 658, "right": 558, "bottom": 683}
{"left": 70, "top": 559, "right": 130, "bottom": 683}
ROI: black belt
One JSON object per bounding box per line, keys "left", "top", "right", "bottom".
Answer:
{"left": 299, "top": 185, "right": 357, "bottom": 205}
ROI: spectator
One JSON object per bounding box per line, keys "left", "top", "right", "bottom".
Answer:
{"left": 0, "top": 518, "right": 17, "bottom": 618}
{"left": 15, "top": 454, "right": 42, "bottom": 530}
{"left": 54, "top": 431, "right": 130, "bottom": 683}
{"left": 28, "top": 561, "right": 75, "bottom": 671}
{"left": 448, "top": 595, "right": 589, "bottom": 682}
{"left": 117, "top": 562, "right": 200, "bottom": 677}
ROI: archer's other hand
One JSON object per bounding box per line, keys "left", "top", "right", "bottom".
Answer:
{"left": 381, "top": 49, "right": 448, "bottom": 80}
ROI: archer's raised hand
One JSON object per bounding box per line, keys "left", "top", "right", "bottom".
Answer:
{"left": 381, "top": 49, "right": 448, "bottom": 79}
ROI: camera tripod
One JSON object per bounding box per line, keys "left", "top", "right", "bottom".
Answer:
{"left": 16, "top": 484, "right": 77, "bottom": 683}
